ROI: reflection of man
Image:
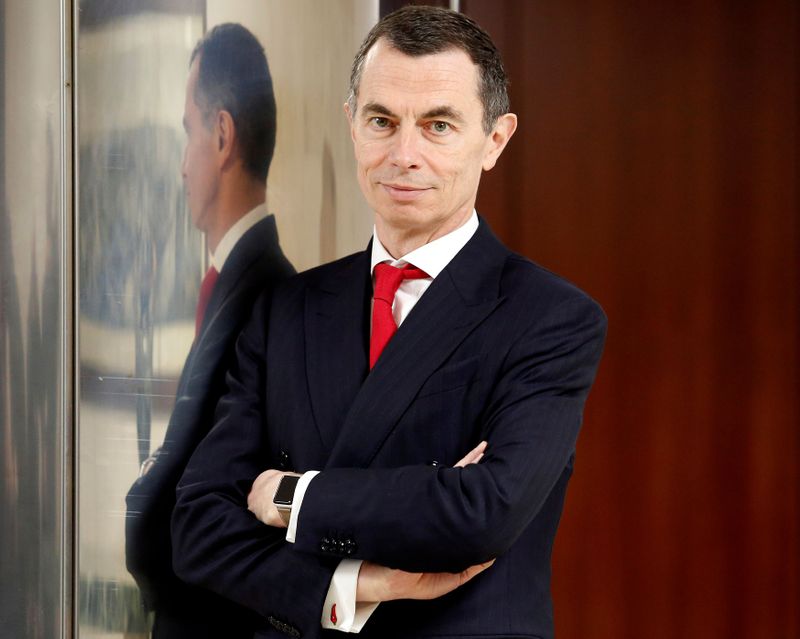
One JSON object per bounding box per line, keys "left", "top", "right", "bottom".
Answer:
{"left": 125, "top": 23, "right": 294, "bottom": 639}
{"left": 173, "top": 7, "right": 606, "bottom": 639}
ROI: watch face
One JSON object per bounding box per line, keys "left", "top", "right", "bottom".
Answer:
{"left": 273, "top": 475, "right": 301, "bottom": 507}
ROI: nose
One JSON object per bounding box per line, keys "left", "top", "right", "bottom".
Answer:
{"left": 387, "top": 125, "right": 421, "bottom": 170}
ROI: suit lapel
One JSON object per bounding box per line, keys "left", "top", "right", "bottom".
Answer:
{"left": 201, "top": 215, "right": 278, "bottom": 338}
{"left": 195, "top": 216, "right": 278, "bottom": 351}
{"left": 179, "top": 215, "right": 283, "bottom": 397}
{"left": 327, "top": 219, "right": 510, "bottom": 468}
{"left": 305, "top": 250, "right": 371, "bottom": 449}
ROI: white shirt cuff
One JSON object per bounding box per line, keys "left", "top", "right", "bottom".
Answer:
{"left": 285, "top": 470, "right": 319, "bottom": 543}
{"left": 321, "top": 559, "right": 380, "bottom": 632}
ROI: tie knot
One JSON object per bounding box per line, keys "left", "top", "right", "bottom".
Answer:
{"left": 373, "top": 263, "right": 428, "bottom": 302}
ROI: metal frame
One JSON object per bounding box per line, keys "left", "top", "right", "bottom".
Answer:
{"left": 64, "top": 0, "right": 76, "bottom": 636}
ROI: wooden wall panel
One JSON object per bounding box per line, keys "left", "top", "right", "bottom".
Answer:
{"left": 462, "top": 1, "right": 799, "bottom": 637}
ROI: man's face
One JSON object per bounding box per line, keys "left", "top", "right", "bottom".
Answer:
{"left": 347, "top": 40, "right": 511, "bottom": 244}
{"left": 181, "top": 58, "right": 219, "bottom": 232}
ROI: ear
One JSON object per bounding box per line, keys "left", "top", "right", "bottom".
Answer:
{"left": 344, "top": 102, "right": 356, "bottom": 144}
{"left": 481, "top": 113, "right": 518, "bottom": 172}
{"left": 215, "top": 109, "right": 237, "bottom": 168}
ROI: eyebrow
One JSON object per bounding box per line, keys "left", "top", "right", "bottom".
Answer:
{"left": 360, "top": 102, "right": 466, "bottom": 124}
{"left": 360, "top": 102, "right": 396, "bottom": 118}
{"left": 420, "top": 106, "right": 465, "bottom": 123}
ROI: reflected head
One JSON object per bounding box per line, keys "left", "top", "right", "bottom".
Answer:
{"left": 348, "top": 6, "right": 509, "bottom": 134}
{"left": 190, "top": 23, "right": 276, "bottom": 182}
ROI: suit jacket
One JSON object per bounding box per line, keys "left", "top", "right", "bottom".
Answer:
{"left": 126, "top": 214, "right": 294, "bottom": 638}
{"left": 172, "top": 217, "right": 607, "bottom": 639}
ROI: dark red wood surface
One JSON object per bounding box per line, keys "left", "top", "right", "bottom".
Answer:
{"left": 461, "top": 1, "right": 799, "bottom": 637}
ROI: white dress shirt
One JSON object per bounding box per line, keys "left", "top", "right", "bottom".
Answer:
{"left": 286, "top": 211, "right": 479, "bottom": 633}
{"left": 209, "top": 203, "right": 269, "bottom": 272}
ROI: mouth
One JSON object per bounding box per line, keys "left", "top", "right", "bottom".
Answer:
{"left": 380, "top": 182, "right": 432, "bottom": 202}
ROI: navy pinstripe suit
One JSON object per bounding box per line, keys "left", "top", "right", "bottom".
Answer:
{"left": 172, "top": 217, "right": 606, "bottom": 639}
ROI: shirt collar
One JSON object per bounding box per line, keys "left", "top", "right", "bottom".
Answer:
{"left": 210, "top": 203, "right": 269, "bottom": 272}
{"left": 370, "top": 210, "right": 479, "bottom": 278}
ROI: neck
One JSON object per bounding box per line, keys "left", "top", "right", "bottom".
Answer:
{"left": 206, "top": 175, "right": 265, "bottom": 253}
{"left": 376, "top": 207, "right": 473, "bottom": 258}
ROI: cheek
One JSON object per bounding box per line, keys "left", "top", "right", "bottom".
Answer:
{"left": 428, "top": 144, "right": 465, "bottom": 175}
{"left": 441, "top": 149, "right": 484, "bottom": 190}
{"left": 355, "top": 140, "right": 386, "bottom": 170}
{"left": 185, "top": 144, "right": 203, "bottom": 177}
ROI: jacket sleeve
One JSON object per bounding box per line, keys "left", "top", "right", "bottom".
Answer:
{"left": 292, "top": 294, "right": 608, "bottom": 573}
{"left": 171, "top": 291, "right": 337, "bottom": 638}
{"left": 127, "top": 280, "right": 272, "bottom": 609}
{"left": 126, "top": 330, "right": 229, "bottom": 607}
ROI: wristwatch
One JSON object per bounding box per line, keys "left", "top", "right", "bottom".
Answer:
{"left": 272, "top": 472, "right": 302, "bottom": 526}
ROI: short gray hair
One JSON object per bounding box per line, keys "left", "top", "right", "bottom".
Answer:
{"left": 348, "top": 6, "right": 510, "bottom": 134}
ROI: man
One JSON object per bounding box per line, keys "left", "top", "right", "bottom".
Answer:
{"left": 125, "top": 23, "right": 294, "bottom": 638}
{"left": 173, "top": 7, "right": 606, "bottom": 639}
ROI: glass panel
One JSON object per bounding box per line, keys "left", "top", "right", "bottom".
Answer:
{"left": 76, "top": 1, "right": 375, "bottom": 637}
{"left": 76, "top": 2, "right": 205, "bottom": 636}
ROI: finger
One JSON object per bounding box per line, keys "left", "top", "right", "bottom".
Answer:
{"left": 454, "top": 441, "right": 487, "bottom": 467}
{"left": 454, "top": 441, "right": 486, "bottom": 467}
{"left": 416, "top": 559, "right": 496, "bottom": 601}
{"left": 469, "top": 441, "right": 488, "bottom": 462}
{"left": 458, "top": 558, "right": 495, "bottom": 585}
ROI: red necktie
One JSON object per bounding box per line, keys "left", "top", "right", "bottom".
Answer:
{"left": 370, "top": 263, "right": 428, "bottom": 368}
{"left": 195, "top": 266, "right": 219, "bottom": 338}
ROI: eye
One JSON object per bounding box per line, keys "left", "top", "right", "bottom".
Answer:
{"left": 369, "top": 117, "right": 391, "bottom": 129}
{"left": 429, "top": 121, "right": 451, "bottom": 135}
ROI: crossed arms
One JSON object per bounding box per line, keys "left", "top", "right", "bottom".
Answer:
{"left": 247, "top": 440, "right": 491, "bottom": 607}
{"left": 171, "top": 285, "right": 607, "bottom": 634}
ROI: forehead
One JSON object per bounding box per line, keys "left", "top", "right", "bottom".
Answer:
{"left": 358, "top": 40, "right": 481, "bottom": 114}
{"left": 185, "top": 58, "right": 201, "bottom": 108}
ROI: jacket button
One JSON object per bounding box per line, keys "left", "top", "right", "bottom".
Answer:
{"left": 427, "top": 460, "right": 440, "bottom": 467}
{"left": 278, "top": 450, "right": 291, "bottom": 470}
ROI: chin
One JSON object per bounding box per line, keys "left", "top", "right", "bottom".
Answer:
{"left": 380, "top": 205, "right": 424, "bottom": 224}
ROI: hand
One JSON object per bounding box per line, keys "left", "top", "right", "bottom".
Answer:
{"left": 137, "top": 447, "right": 162, "bottom": 478}
{"left": 454, "top": 440, "right": 487, "bottom": 467}
{"left": 356, "top": 559, "right": 494, "bottom": 603}
{"left": 247, "top": 469, "right": 289, "bottom": 528}
{"left": 352, "top": 443, "right": 491, "bottom": 602}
